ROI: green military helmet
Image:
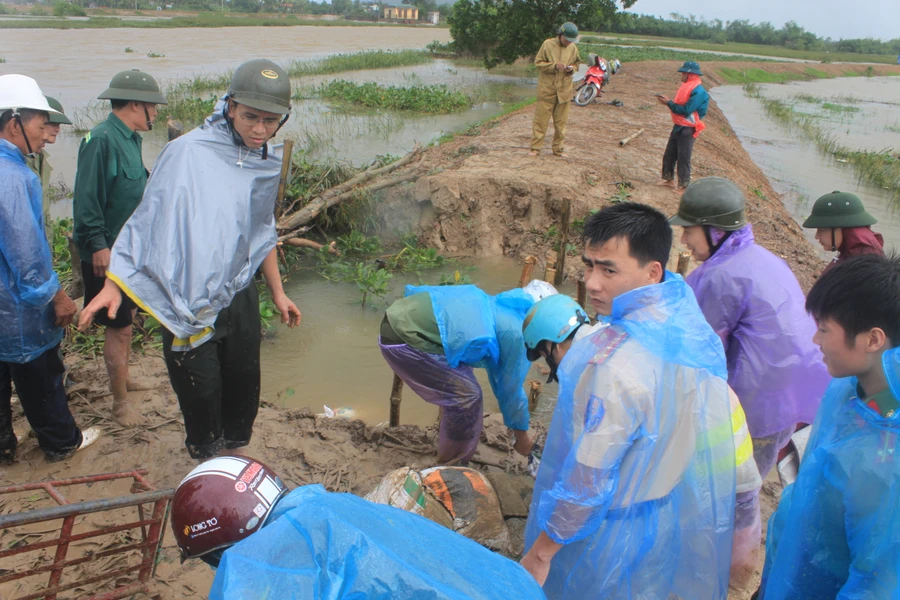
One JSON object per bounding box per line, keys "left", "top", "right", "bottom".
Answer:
{"left": 45, "top": 96, "right": 72, "bottom": 125}
{"left": 802, "top": 191, "right": 877, "bottom": 229}
{"left": 669, "top": 177, "right": 747, "bottom": 231}
{"left": 678, "top": 61, "right": 703, "bottom": 76}
{"left": 558, "top": 22, "right": 579, "bottom": 43}
{"left": 98, "top": 69, "right": 167, "bottom": 105}
{"left": 227, "top": 59, "right": 291, "bottom": 115}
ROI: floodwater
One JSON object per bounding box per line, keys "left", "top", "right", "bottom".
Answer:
{"left": 260, "top": 257, "right": 568, "bottom": 427}
{"left": 0, "top": 27, "right": 537, "bottom": 220}
{"left": 712, "top": 77, "right": 900, "bottom": 255}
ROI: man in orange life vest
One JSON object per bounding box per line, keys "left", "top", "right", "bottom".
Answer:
{"left": 657, "top": 61, "right": 709, "bottom": 193}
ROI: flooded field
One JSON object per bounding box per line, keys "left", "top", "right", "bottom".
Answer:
{"left": 712, "top": 77, "right": 900, "bottom": 255}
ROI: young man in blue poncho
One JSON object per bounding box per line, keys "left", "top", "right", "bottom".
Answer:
{"left": 758, "top": 254, "right": 900, "bottom": 599}
{"left": 519, "top": 203, "right": 736, "bottom": 599}
{"left": 378, "top": 280, "right": 557, "bottom": 464}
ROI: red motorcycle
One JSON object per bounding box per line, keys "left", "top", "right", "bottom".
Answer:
{"left": 574, "top": 54, "right": 620, "bottom": 106}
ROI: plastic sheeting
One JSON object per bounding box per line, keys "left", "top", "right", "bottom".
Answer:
{"left": 686, "top": 225, "right": 830, "bottom": 438}
{"left": 210, "top": 484, "right": 547, "bottom": 600}
{"left": 525, "top": 274, "right": 735, "bottom": 599}
{"left": 107, "top": 101, "right": 280, "bottom": 351}
{"left": 404, "top": 285, "right": 535, "bottom": 432}
{"left": 0, "top": 140, "right": 62, "bottom": 364}
{"left": 760, "top": 347, "right": 900, "bottom": 599}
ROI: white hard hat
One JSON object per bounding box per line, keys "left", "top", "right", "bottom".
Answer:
{"left": 522, "top": 279, "right": 558, "bottom": 302}
{"left": 0, "top": 74, "right": 62, "bottom": 117}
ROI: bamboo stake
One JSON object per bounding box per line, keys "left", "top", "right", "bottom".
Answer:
{"left": 544, "top": 250, "right": 558, "bottom": 284}
{"left": 518, "top": 256, "right": 537, "bottom": 287}
{"left": 389, "top": 374, "right": 404, "bottom": 427}
{"left": 619, "top": 128, "right": 645, "bottom": 147}
{"left": 554, "top": 198, "right": 572, "bottom": 286}
{"left": 274, "top": 139, "right": 294, "bottom": 220}
{"left": 576, "top": 278, "right": 586, "bottom": 309}
{"left": 676, "top": 251, "right": 692, "bottom": 276}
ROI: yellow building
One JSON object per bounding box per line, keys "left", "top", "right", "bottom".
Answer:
{"left": 383, "top": 3, "right": 418, "bottom": 19}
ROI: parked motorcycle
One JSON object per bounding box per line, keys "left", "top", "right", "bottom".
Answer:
{"left": 574, "top": 55, "right": 621, "bottom": 106}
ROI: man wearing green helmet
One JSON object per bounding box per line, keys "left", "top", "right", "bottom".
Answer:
{"left": 802, "top": 190, "right": 884, "bottom": 274}
{"left": 73, "top": 69, "right": 167, "bottom": 427}
{"left": 80, "top": 59, "right": 301, "bottom": 460}
{"left": 657, "top": 60, "right": 709, "bottom": 192}
{"left": 531, "top": 22, "right": 581, "bottom": 157}
{"left": 26, "top": 96, "right": 71, "bottom": 242}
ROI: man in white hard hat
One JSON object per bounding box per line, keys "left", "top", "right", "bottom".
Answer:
{"left": 0, "top": 74, "right": 101, "bottom": 463}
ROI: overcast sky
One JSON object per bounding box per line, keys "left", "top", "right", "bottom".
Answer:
{"left": 624, "top": 0, "right": 899, "bottom": 41}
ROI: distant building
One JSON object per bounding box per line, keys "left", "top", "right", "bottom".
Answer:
{"left": 382, "top": 3, "right": 417, "bottom": 20}
{"left": 427, "top": 10, "right": 438, "bottom": 24}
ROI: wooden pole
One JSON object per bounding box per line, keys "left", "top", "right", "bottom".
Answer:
{"left": 389, "top": 374, "right": 404, "bottom": 427}
{"left": 576, "top": 278, "right": 586, "bottom": 310}
{"left": 544, "top": 250, "right": 557, "bottom": 284}
{"left": 618, "top": 128, "right": 645, "bottom": 147}
{"left": 518, "top": 256, "right": 537, "bottom": 287}
{"left": 554, "top": 198, "right": 571, "bottom": 287}
{"left": 66, "top": 234, "right": 84, "bottom": 299}
{"left": 676, "top": 251, "right": 692, "bottom": 277}
{"left": 274, "top": 139, "right": 294, "bottom": 220}
{"left": 528, "top": 380, "right": 542, "bottom": 414}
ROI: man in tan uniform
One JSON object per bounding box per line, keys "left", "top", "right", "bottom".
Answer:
{"left": 531, "top": 22, "right": 580, "bottom": 157}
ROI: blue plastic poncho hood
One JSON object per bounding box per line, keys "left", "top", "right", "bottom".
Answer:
{"left": 0, "top": 140, "right": 63, "bottom": 363}
{"left": 760, "top": 347, "right": 900, "bottom": 599}
{"left": 686, "top": 225, "right": 829, "bottom": 437}
{"left": 210, "top": 484, "right": 547, "bottom": 600}
{"left": 526, "top": 275, "right": 735, "bottom": 599}
{"left": 107, "top": 103, "right": 280, "bottom": 350}
{"left": 404, "top": 284, "right": 535, "bottom": 431}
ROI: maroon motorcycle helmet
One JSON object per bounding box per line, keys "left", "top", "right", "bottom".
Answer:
{"left": 170, "top": 455, "right": 288, "bottom": 567}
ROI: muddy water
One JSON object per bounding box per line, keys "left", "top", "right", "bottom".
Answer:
{"left": 260, "top": 257, "right": 568, "bottom": 427}
{"left": 712, "top": 77, "right": 900, "bottom": 255}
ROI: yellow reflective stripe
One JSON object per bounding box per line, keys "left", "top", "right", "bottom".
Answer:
{"left": 169, "top": 327, "right": 214, "bottom": 348}
{"left": 731, "top": 404, "right": 747, "bottom": 435}
{"left": 698, "top": 405, "right": 748, "bottom": 450}
{"left": 734, "top": 432, "right": 754, "bottom": 466}
{"left": 84, "top": 132, "right": 91, "bottom": 143}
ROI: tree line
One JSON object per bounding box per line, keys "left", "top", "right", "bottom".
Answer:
{"left": 608, "top": 12, "right": 900, "bottom": 56}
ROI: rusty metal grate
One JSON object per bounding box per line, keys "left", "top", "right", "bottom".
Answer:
{"left": 0, "top": 470, "right": 174, "bottom": 600}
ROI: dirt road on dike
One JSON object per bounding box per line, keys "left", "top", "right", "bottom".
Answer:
{"left": 5, "top": 59, "right": 899, "bottom": 599}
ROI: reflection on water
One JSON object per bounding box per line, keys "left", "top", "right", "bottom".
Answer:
{"left": 260, "top": 256, "right": 567, "bottom": 427}
{"left": 712, "top": 77, "right": 899, "bottom": 256}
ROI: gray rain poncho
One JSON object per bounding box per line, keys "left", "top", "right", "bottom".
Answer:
{"left": 107, "top": 103, "right": 280, "bottom": 351}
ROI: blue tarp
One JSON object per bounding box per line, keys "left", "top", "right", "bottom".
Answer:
{"left": 525, "top": 274, "right": 735, "bottom": 599}
{"left": 210, "top": 484, "right": 547, "bottom": 600}
{"left": 760, "top": 347, "right": 900, "bottom": 599}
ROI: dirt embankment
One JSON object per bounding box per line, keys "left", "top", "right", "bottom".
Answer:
{"left": 5, "top": 60, "right": 892, "bottom": 599}
{"left": 381, "top": 60, "right": 900, "bottom": 290}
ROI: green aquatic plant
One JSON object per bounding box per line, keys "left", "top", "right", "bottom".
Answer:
{"left": 313, "top": 80, "right": 471, "bottom": 113}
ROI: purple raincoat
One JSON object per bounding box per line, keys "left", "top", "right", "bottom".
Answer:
{"left": 686, "top": 225, "right": 830, "bottom": 437}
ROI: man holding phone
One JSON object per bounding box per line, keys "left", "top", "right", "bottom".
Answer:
{"left": 531, "top": 22, "right": 581, "bottom": 158}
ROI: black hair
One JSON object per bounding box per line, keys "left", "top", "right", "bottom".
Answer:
{"left": 806, "top": 253, "right": 900, "bottom": 347}
{"left": 110, "top": 99, "right": 129, "bottom": 110}
{"left": 0, "top": 108, "right": 44, "bottom": 132}
{"left": 581, "top": 202, "right": 672, "bottom": 267}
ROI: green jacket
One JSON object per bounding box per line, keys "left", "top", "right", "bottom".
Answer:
{"left": 73, "top": 113, "right": 148, "bottom": 260}
{"left": 26, "top": 149, "right": 53, "bottom": 242}
{"left": 534, "top": 38, "right": 581, "bottom": 103}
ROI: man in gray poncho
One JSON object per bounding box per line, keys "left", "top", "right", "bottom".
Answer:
{"left": 80, "top": 59, "right": 302, "bottom": 460}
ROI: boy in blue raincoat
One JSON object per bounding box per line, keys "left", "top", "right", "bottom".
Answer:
{"left": 379, "top": 281, "right": 556, "bottom": 464}
{"left": 759, "top": 254, "right": 900, "bottom": 599}
{"left": 520, "top": 203, "right": 736, "bottom": 599}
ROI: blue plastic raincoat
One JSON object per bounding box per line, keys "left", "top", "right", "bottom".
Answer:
{"left": 525, "top": 274, "right": 735, "bottom": 599}
{"left": 686, "top": 225, "right": 829, "bottom": 437}
{"left": 210, "top": 484, "right": 547, "bottom": 600}
{"left": 107, "top": 102, "right": 280, "bottom": 351}
{"left": 0, "top": 140, "right": 62, "bottom": 364}
{"left": 760, "top": 347, "right": 900, "bottom": 599}
{"left": 405, "top": 284, "right": 535, "bottom": 431}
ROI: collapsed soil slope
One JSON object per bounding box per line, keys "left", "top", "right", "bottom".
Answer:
{"left": 383, "top": 60, "right": 900, "bottom": 290}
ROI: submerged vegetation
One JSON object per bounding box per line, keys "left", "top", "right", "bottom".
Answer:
{"left": 309, "top": 80, "right": 471, "bottom": 113}
{"left": 287, "top": 50, "right": 433, "bottom": 77}
{"left": 744, "top": 84, "right": 900, "bottom": 200}
{"left": 577, "top": 44, "right": 771, "bottom": 65}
